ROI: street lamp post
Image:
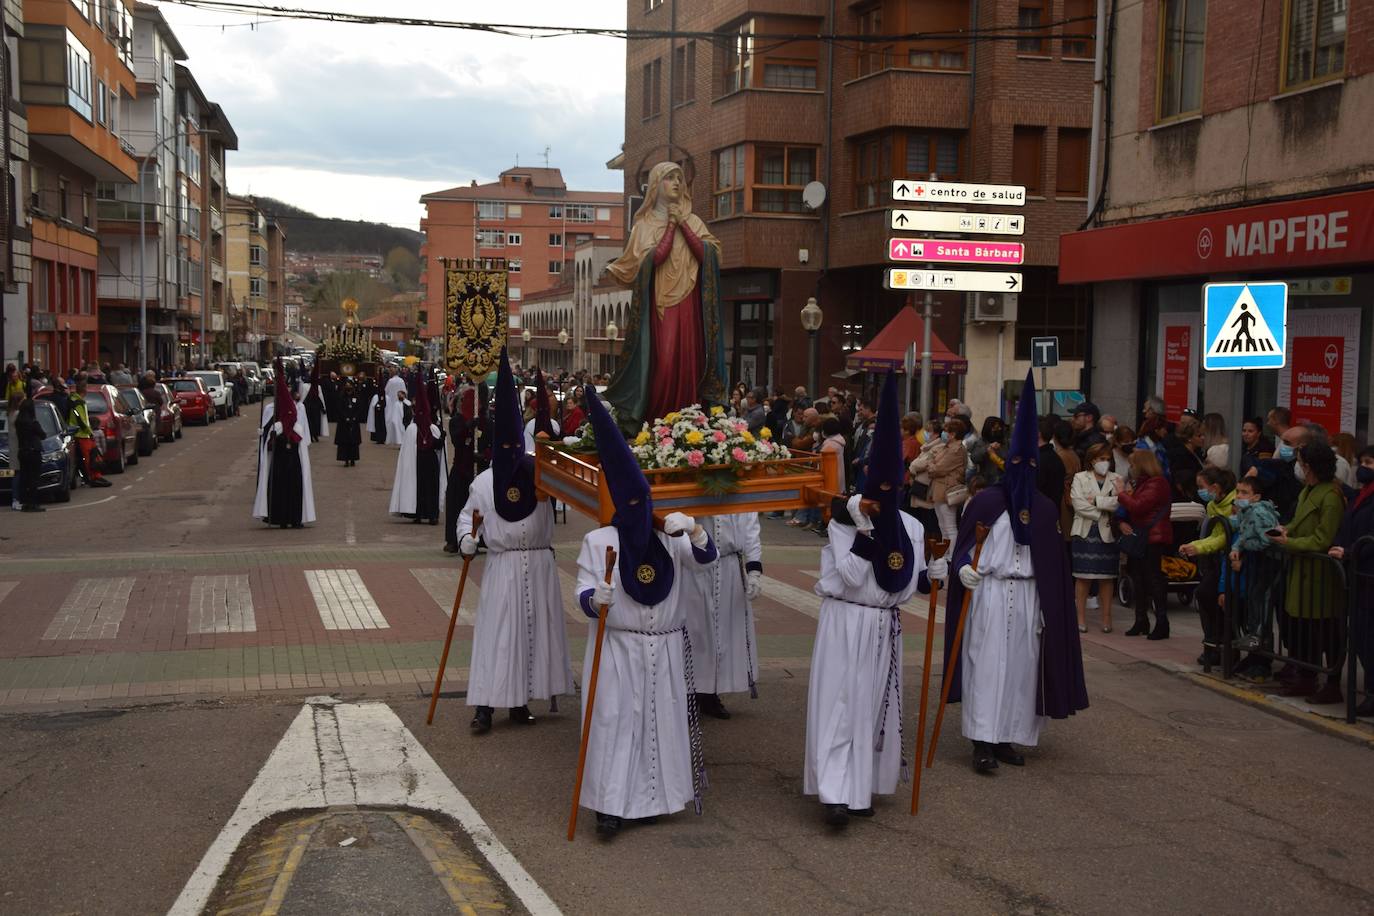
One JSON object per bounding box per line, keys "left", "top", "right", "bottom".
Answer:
{"left": 139, "top": 129, "right": 218, "bottom": 374}
{"left": 800, "top": 297, "right": 823, "bottom": 398}
{"left": 521, "top": 327, "right": 532, "bottom": 369}
{"left": 606, "top": 320, "right": 619, "bottom": 376}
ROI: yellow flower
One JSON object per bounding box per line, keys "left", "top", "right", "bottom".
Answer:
{"left": 741, "top": 430, "right": 756, "bottom": 444}
{"left": 634, "top": 430, "right": 651, "bottom": 446}
{"left": 685, "top": 430, "right": 705, "bottom": 445}
{"left": 710, "top": 405, "right": 725, "bottom": 416}
{"left": 664, "top": 411, "right": 680, "bottom": 424}
{"left": 760, "top": 426, "right": 772, "bottom": 440}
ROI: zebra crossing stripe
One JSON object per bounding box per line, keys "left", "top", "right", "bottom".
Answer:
{"left": 304, "top": 569, "right": 389, "bottom": 630}
{"left": 0, "top": 582, "right": 16, "bottom": 607}
{"left": 411, "top": 568, "right": 477, "bottom": 625}
{"left": 188, "top": 574, "right": 257, "bottom": 634}
{"left": 42, "top": 577, "right": 136, "bottom": 640}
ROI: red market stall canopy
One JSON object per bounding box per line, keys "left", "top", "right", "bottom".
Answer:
{"left": 845, "top": 306, "right": 968, "bottom": 375}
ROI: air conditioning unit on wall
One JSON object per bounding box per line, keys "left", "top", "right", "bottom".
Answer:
{"left": 968, "top": 292, "right": 1018, "bottom": 324}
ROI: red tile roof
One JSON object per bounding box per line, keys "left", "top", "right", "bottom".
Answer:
{"left": 421, "top": 167, "right": 621, "bottom": 205}
{"left": 360, "top": 312, "right": 412, "bottom": 328}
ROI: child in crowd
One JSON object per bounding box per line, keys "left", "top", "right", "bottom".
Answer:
{"left": 1180, "top": 466, "right": 1237, "bottom": 667}
{"left": 1224, "top": 476, "right": 1283, "bottom": 674}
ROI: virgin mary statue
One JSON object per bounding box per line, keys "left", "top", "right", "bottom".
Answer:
{"left": 603, "top": 162, "right": 727, "bottom": 430}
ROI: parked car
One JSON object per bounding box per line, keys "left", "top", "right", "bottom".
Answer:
{"left": 171, "top": 377, "right": 215, "bottom": 425}
{"left": 187, "top": 370, "right": 232, "bottom": 418}
{"left": 214, "top": 361, "right": 262, "bottom": 403}
{"left": 241, "top": 362, "right": 266, "bottom": 401}
{"left": 116, "top": 386, "right": 160, "bottom": 456}
{"left": 154, "top": 382, "right": 183, "bottom": 441}
{"left": 0, "top": 399, "right": 77, "bottom": 503}
{"left": 82, "top": 383, "right": 138, "bottom": 473}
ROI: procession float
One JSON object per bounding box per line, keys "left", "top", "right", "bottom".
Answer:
{"left": 441, "top": 164, "right": 841, "bottom": 524}
{"left": 315, "top": 298, "right": 382, "bottom": 379}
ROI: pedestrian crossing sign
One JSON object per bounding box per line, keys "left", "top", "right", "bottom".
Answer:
{"left": 1202, "top": 282, "right": 1288, "bottom": 371}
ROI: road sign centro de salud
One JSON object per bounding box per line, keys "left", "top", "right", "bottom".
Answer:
{"left": 891, "top": 180, "right": 1026, "bottom": 206}
{"left": 1202, "top": 281, "right": 1289, "bottom": 371}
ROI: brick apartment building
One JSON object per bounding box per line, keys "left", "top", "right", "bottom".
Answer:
{"left": 516, "top": 239, "right": 627, "bottom": 372}
{"left": 225, "top": 195, "right": 285, "bottom": 360}
{"left": 417, "top": 167, "right": 625, "bottom": 342}
{"left": 285, "top": 251, "right": 385, "bottom": 280}
{"left": 622, "top": 0, "right": 1095, "bottom": 413}
{"left": 1062, "top": 1, "right": 1373, "bottom": 441}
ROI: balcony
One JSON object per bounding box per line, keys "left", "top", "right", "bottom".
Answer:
{"left": 711, "top": 88, "right": 825, "bottom": 146}
{"left": 211, "top": 260, "right": 225, "bottom": 284}
{"left": 97, "top": 199, "right": 157, "bottom": 222}
{"left": 839, "top": 68, "right": 971, "bottom": 138}
{"left": 133, "top": 56, "right": 158, "bottom": 85}
{"left": 210, "top": 207, "right": 224, "bottom": 233}
{"left": 98, "top": 275, "right": 158, "bottom": 301}
{"left": 209, "top": 157, "right": 224, "bottom": 187}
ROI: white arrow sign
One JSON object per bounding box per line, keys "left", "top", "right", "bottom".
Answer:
{"left": 890, "top": 209, "right": 1025, "bottom": 235}
{"left": 886, "top": 268, "right": 1023, "bottom": 293}
{"left": 892, "top": 180, "right": 1026, "bottom": 206}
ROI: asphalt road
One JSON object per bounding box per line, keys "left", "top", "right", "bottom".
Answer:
{"left": 1, "top": 410, "right": 1372, "bottom": 914}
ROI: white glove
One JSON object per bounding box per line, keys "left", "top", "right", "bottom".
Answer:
{"left": 663, "top": 512, "right": 695, "bottom": 537}
{"left": 430, "top": 424, "right": 442, "bottom": 439}
{"left": 593, "top": 580, "right": 615, "bottom": 607}
{"left": 927, "top": 557, "right": 949, "bottom": 583}
{"left": 272, "top": 421, "right": 283, "bottom": 435}
{"left": 745, "top": 570, "right": 762, "bottom": 600}
{"left": 458, "top": 534, "right": 479, "bottom": 557}
{"left": 847, "top": 495, "right": 874, "bottom": 533}
{"left": 958, "top": 565, "right": 983, "bottom": 590}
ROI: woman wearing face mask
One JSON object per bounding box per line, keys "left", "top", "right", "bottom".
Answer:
{"left": 978, "top": 415, "right": 1006, "bottom": 485}
{"left": 1111, "top": 424, "right": 1136, "bottom": 477}
{"left": 1179, "top": 467, "right": 1238, "bottom": 667}
{"left": 1329, "top": 445, "right": 1374, "bottom": 715}
{"left": 919, "top": 415, "right": 969, "bottom": 544}
{"left": 1238, "top": 418, "right": 1273, "bottom": 477}
{"left": 1270, "top": 442, "right": 1344, "bottom": 704}
{"left": 1070, "top": 443, "right": 1123, "bottom": 632}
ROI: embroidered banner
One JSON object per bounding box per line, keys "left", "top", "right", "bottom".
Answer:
{"left": 444, "top": 259, "right": 509, "bottom": 378}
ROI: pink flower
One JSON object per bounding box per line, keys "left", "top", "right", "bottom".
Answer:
{"left": 696, "top": 416, "right": 707, "bottom": 426}
{"left": 659, "top": 437, "right": 673, "bottom": 449}
{"left": 712, "top": 430, "right": 727, "bottom": 443}
{"left": 731, "top": 447, "right": 749, "bottom": 463}
{"left": 687, "top": 450, "right": 705, "bottom": 467}
{"left": 655, "top": 426, "right": 669, "bottom": 438}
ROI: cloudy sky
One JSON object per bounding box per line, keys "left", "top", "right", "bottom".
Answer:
{"left": 155, "top": 0, "right": 627, "bottom": 229}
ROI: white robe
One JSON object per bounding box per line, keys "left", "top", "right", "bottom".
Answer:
{"left": 523, "top": 417, "right": 561, "bottom": 455}
{"left": 461, "top": 471, "right": 574, "bottom": 707}
{"left": 365, "top": 394, "right": 380, "bottom": 435}
{"left": 804, "top": 513, "right": 926, "bottom": 809}
{"left": 383, "top": 375, "right": 407, "bottom": 444}
{"left": 575, "top": 527, "right": 715, "bottom": 820}
{"left": 252, "top": 402, "right": 317, "bottom": 525}
{"left": 961, "top": 512, "right": 1046, "bottom": 746}
{"left": 389, "top": 416, "right": 447, "bottom": 515}
{"left": 682, "top": 513, "right": 761, "bottom": 696}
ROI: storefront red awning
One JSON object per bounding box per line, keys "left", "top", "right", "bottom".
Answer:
{"left": 846, "top": 306, "right": 968, "bottom": 375}
{"left": 1059, "top": 187, "right": 1374, "bottom": 284}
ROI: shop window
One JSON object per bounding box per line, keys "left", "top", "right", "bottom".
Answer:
{"left": 753, "top": 146, "right": 816, "bottom": 213}
{"left": 641, "top": 57, "right": 662, "bottom": 119}
{"left": 1283, "top": 0, "right": 1346, "bottom": 90}
{"left": 673, "top": 40, "right": 696, "bottom": 105}
{"left": 1062, "top": 0, "right": 1096, "bottom": 58}
{"left": 854, "top": 130, "right": 966, "bottom": 209}
{"left": 1012, "top": 126, "right": 1044, "bottom": 196}
{"left": 1056, "top": 128, "right": 1090, "bottom": 197}
{"left": 1158, "top": 0, "right": 1207, "bottom": 120}
{"left": 1015, "top": 274, "right": 1089, "bottom": 361}
{"left": 714, "top": 143, "right": 746, "bottom": 218}
{"left": 1017, "top": 1, "right": 1047, "bottom": 54}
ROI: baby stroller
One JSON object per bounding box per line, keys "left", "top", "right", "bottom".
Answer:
{"left": 1119, "top": 501, "right": 1205, "bottom": 610}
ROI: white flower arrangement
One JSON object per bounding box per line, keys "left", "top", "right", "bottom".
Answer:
{"left": 628, "top": 404, "right": 790, "bottom": 472}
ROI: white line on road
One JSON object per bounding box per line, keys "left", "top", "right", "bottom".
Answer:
{"left": 0, "top": 582, "right": 16, "bottom": 606}
{"left": 188, "top": 574, "right": 257, "bottom": 634}
{"left": 42, "top": 577, "right": 136, "bottom": 640}
{"left": 167, "top": 697, "right": 561, "bottom": 916}
{"left": 344, "top": 516, "right": 356, "bottom": 546}
{"left": 411, "top": 567, "right": 477, "bottom": 625}
{"left": 122, "top": 485, "right": 132, "bottom": 491}
{"left": 47, "top": 494, "right": 119, "bottom": 511}
{"left": 757, "top": 574, "right": 823, "bottom": 619}
{"left": 304, "top": 569, "right": 389, "bottom": 630}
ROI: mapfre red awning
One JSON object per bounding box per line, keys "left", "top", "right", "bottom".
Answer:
{"left": 846, "top": 306, "right": 967, "bottom": 375}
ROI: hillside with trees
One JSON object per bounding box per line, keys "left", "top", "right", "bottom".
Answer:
{"left": 250, "top": 197, "right": 422, "bottom": 257}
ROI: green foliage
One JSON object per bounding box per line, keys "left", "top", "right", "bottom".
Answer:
{"left": 252, "top": 196, "right": 421, "bottom": 257}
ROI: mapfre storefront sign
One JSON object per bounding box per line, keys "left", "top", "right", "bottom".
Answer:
{"left": 1060, "top": 189, "right": 1374, "bottom": 283}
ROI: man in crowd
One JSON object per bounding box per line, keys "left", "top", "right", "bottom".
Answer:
{"left": 1071, "top": 401, "right": 1107, "bottom": 460}
{"left": 1036, "top": 415, "right": 1066, "bottom": 509}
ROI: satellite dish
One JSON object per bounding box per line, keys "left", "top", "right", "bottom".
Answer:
{"left": 802, "top": 181, "right": 827, "bottom": 211}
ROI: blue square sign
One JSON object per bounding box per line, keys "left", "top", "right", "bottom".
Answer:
{"left": 1202, "top": 282, "right": 1288, "bottom": 371}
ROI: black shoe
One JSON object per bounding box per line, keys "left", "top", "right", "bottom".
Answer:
{"left": 972, "top": 741, "right": 998, "bottom": 774}
{"left": 1197, "top": 648, "right": 1221, "bottom": 667}
{"left": 470, "top": 706, "right": 493, "bottom": 734}
{"left": 443, "top": 543, "right": 460, "bottom": 554}
{"left": 1355, "top": 697, "right": 1374, "bottom": 717}
{"left": 21, "top": 504, "right": 44, "bottom": 512}
{"left": 90, "top": 478, "right": 112, "bottom": 488}
{"left": 1147, "top": 620, "right": 1170, "bottom": 640}
{"left": 595, "top": 813, "right": 622, "bottom": 837}
{"left": 824, "top": 804, "right": 850, "bottom": 828}
{"left": 993, "top": 743, "right": 1026, "bottom": 766}
{"left": 847, "top": 806, "right": 876, "bottom": 818}
{"left": 697, "top": 693, "right": 731, "bottom": 720}
{"left": 1124, "top": 620, "right": 1150, "bottom": 637}
{"left": 508, "top": 706, "right": 535, "bottom": 725}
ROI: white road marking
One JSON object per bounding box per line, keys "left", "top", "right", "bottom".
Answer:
{"left": 42, "top": 577, "right": 136, "bottom": 640}
{"left": 558, "top": 567, "right": 588, "bottom": 623}
{"left": 0, "top": 582, "right": 16, "bottom": 605}
{"left": 304, "top": 569, "right": 389, "bottom": 630}
{"left": 188, "top": 574, "right": 257, "bottom": 634}
{"left": 48, "top": 494, "right": 118, "bottom": 511}
{"left": 344, "top": 516, "right": 356, "bottom": 546}
{"left": 757, "top": 574, "right": 822, "bottom": 619}
{"left": 411, "top": 568, "right": 477, "bottom": 625}
{"left": 168, "top": 698, "right": 562, "bottom": 916}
